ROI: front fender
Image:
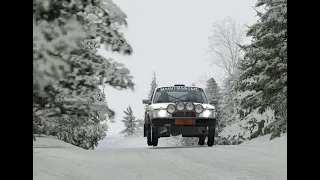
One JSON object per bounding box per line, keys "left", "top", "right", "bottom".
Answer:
{"left": 144, "top": 112, "right": 151, "bottom": 124}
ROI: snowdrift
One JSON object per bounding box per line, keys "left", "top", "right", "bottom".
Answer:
{"left": 95, "top": 135, "right": 157, "bottom": 149}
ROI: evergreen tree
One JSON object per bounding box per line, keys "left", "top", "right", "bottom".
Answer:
{"left": 205, "top": 78, "right": 222, "bottom": 106}
{"left": 35, "top": 80, "right": 111, "bottom": 150}
{"left": 236, "top": 0, "right": 287, "bottom": 139}
{"left": 220, "top": 75, "right": 238, "bottom": 126}
{"left": 120, "top": 106, "right": 138, "bottom": 137}
{"left": 205, "top": 78, "right": 224, "bottom": 131}
{"left": 144, "top": 71, "right": 158, "bottom": 111}
{"left": 148, "top": 71, "right": 158, "bottom": 100}
{"left": 33, "top": 0, "right": 135, "bottom": 149}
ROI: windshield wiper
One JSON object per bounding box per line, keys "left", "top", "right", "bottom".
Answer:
{"left": 168, "top": 94, "right": 188, "bottom": 102}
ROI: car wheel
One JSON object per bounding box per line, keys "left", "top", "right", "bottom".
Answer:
{"left": 152, "top": 126, "right": 158, "bottom": 147}
{"left": 144, "top": 124, "right": 147, "bottom": 137}
{"left": 198, "top": 135, "right": 205, "bottom": 145}
{"left": 147, "top": 124, "right": 152, "bottom": 146}
{"left": 207, "top": 126, "right": 215, "bottom": 147}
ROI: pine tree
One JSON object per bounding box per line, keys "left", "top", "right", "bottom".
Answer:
{"left": 144, "top": 71, "right": 158, "bottom": 111}
{"left": 33, "top": 0, "right": 135, "bottom": 149}
{"left": 236, "top": 0, "right": 287, "bottom": 139}
{"left": 220, "top": 76, "right": 238, "bottom": 126}
{"left": 37, "top": 82, "right": 111, "bottom": 150}
{"left": 205, "top": 78, "right": 222, "bottom": 105}
{"left": 120, "top": 106, "right": 138, "bottom": 137}
{"left": 205, "top": 78, "right": 224, "bottom": 130}
{"left": 148, "top": 71, "right": 158, "bottom": 100}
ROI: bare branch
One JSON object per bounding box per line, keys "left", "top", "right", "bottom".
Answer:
{"left": 196, "top": 73, "right": 209, "bottom": 86}
{"left": 207, "top": 17, "right": 245, "bottom": 78}
{"left": 251, "top": 6, "right": 262, "bottom": 17}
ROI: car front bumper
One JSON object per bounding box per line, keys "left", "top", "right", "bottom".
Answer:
{"left": 151, "top": 117, "right": 216, "bottom": 126}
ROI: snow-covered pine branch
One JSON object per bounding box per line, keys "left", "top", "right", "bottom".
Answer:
{"left": 33, "top": 0, "right": 135, "bottom": 149}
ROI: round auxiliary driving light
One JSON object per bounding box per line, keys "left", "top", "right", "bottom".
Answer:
{"left": 195, "top": 104, "right": 204, "bottom": 114}
{"left": 176, "top": 102, "right": 185, "bottom": 111}
{"left": 186, "top": 102, "right": 194, "bottom": 111}
{"left": 167, "top": 104, "right": 176, "bottom": 114}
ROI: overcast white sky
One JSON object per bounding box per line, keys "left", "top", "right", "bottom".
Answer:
{"left": 97, "top": 0, "right": 259, "bottom": 136}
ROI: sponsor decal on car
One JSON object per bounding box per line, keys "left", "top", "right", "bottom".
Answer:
{"left": 159, "top": 86, "right": 200, "bottom": 91}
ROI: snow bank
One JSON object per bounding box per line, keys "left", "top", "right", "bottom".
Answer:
{"left": 96, "top": 135, "right": 173, "bottom": 149}
{"left": 96, "top": 131, "right": 286, "bottom": 150}
{"left": 33, "top": 136, "right": 91, "bottom": 180}
{"left": 33, "top": 135, "right": 86, "bottom": 151}
{"left": 219, "top": 107, "right": 275, "bottom": 144}
{"left": 240, "top": 132, "right": 287, "bottom": 146}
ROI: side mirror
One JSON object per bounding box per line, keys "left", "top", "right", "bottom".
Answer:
{"left": 142, "top": 99, "right": 151, "bottom": 104}
{"left": 209, "top": 100, "right": 218, "bottom": 105}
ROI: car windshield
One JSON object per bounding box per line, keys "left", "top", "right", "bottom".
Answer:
{"left": 153, "top": 86, "right": 208, "bottom": 104}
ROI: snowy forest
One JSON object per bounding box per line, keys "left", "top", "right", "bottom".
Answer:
{"left": 33, "top": 0, "right": 287, "bottom": 149}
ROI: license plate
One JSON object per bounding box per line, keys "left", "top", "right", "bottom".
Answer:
{"left": 175, "top": 119, "right": 196, "bottom": 125}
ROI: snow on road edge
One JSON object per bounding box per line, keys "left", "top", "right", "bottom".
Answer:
{"left": 34, "top": 134, "right": 286, "bottom": 180}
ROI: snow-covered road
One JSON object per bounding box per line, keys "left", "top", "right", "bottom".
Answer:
{"left": 33, "top": 134, "right": 287, "bottom": 180}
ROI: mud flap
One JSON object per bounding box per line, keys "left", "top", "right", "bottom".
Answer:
{"left": 143, "top": 124, "right": 147, "bottom": 137}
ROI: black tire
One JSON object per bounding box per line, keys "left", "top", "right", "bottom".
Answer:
{"left": 143, "top": 124, "right": 147, "bottom": 137}
{"left": 207, "top": 126, "right": 215, "bottom": 147}
{"left": 198, "top": 136, "right": 205, "bottom": 145}
{"left": 147, "top": 124, "right": 152, "bottom": 146}
{"left": 152, "top": 126, "right": 158, "bottom": 146}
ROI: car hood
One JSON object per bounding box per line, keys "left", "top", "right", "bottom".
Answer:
{"left": 149, "top": 103, "right": 215, "bottom": 110}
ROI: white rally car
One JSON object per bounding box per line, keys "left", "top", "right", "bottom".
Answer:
{"left": 142, "top": 84, "right": 217, "bottom": 147}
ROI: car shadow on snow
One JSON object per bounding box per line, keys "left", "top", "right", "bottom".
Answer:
{"left": 149, "top": 146, "right": 212, "bottom": 149}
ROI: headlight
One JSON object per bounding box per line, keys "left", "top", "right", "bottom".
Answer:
{"left": 167, "top": 104, "right": 176, "bottom": 114}
{"left": 176, "top": 102, "right": 185, "bottom": 111}
{"left": 153, "top": 109, "right": 170, "bottom": 118}
{"left": 185, "top": 102, "right": 194, "bottom": 111}
{"left": 194, "top": 104, "right": 204, "bottom": 114}
{"left": 199, "top": 109, "right": 216, "bottom": 118}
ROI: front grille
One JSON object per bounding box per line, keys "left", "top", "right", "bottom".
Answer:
{"left": 172, "top": 111, "right": 197, "bottom": 117}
